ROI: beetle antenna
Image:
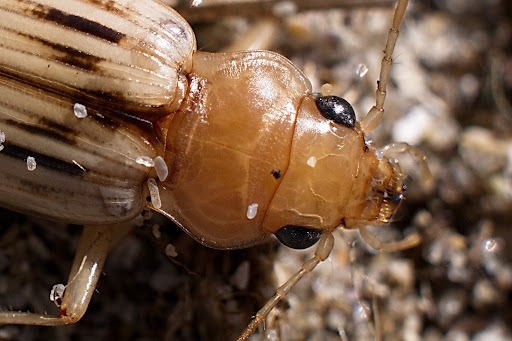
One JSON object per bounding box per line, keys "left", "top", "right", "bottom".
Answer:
{"left": 360, "top": 0, "right": 409, "bottom": 133}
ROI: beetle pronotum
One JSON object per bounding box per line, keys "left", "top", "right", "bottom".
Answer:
{"left": 0, "top": 0, "right": 430, "bottom": 339}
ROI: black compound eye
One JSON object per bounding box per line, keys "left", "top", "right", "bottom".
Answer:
{"left": 315, "top": 95, "right": 356, "bottom": 128}
{"left": 274, "top": 225, "right": 322, "bottom": 249}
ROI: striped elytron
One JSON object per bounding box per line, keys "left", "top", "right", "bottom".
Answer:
{"left": 0, "top": 0, "right": 421, "bottom": 339}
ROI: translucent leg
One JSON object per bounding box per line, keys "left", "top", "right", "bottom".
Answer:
{"left": 0, "top": 224, "right": 132, "bottom": 326}
{"left": 359, "top": 225, "right": 420, "bottom": 252}
{"left": 237, "top": 233, "right": 334, "bottom": 341}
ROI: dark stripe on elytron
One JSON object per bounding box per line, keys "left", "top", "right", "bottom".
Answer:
{"left": 31, "top": 7, "right": 125, "bottom": 43}
{"left": 2, "top": 143, "right": 85, "bottom": 176}
{"left": 36, "top": 39, "right": 102, "bottom": 72}
{"left": 38, "top": 116, "right": 76, "bottom": 135}
{"left": 5, "top": 119, "right": 76, "bottom": 145}
{"left": 0, "top": 72, "right": 160, "bottom": 146}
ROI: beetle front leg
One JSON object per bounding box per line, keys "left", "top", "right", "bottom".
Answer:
{"left": 0, "top": 224, "right": 132, "bottom": 326}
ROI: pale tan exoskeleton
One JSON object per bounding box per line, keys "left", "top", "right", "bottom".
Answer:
{"left": 0, "top": 0, "right": 430, "bottom": 339}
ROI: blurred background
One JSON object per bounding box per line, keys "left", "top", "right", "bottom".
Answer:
{"left": 0, "top": 0, "right": 511, "bottom": 340}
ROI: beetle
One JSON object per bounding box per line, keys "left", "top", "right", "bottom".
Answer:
{"left": 0, "top": 0, "right": 430, "bottom": 339}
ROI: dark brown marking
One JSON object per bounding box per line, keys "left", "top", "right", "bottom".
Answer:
{"left": 2, "top": 143, "right": 85, "bottom": 176}
{"left": 17, "top": 179, "right": 48, "bottom": 196}
{"left": 0, "top": 68, "right": 160, "bottom": 146}
{"left": 271, "top": 169, "right": 281, "bottom": 179}
{"left": 40, "top": 39, "right": 102, "bottom": 71}
{"left": 5, "top": 119, "right": 76, "bottom": 145}
{"left": 32, "top": 7, "right": 125, "bottom": 43}
{"left": 38, "top": 117, "right": 76, "bottom": 135}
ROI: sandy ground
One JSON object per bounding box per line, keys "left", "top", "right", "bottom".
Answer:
{"left": 1, "top": 0, "right": 511, "bottom": 340}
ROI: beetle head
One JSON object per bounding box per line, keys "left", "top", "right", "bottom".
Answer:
{"left": 263, "top": 95, "right": 405, "bottom": 249}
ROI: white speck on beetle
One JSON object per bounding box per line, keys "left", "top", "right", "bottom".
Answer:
{"left": 356, "top": 63, "right": 369, "bottom": 78}
{"left": 136, "top": 156, "right": 155, "bottom": 168}
{"left": 147, "top": 178, "right": 161, "bottom": 209}
{"left": 191, "top": 0, "right": 203, "bottom": 7}
{"left": 246, "top": 203, "right": 258, "bottom": 219}
{"left": 27, "top": 156, "right": 36, "bottom": 171}
{"left": 73, "top": 103, "right": 88, "bottom": 118}
{"left": 165, "top": 244, "right": 178, "bottom": 258}
{"left": 307, "top": 156, "right": 317, "bottom": 167}
{"left": 154, "top": 156, "right": 168, "bottom": 181}
{"left": 50, "top": 283, "right": 66, "bottom": 307}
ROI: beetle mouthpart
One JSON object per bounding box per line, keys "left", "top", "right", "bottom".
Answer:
{"left": 377, "top": 162, "right": 405, "bottom": 223}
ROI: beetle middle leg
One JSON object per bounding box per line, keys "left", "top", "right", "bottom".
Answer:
{"left": 0, "top": 224, "right": 132, "bottom": 326}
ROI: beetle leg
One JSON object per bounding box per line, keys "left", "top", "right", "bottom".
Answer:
{"left": 0, "top": 224, "right": 133, "bottom": 326}
{"left": 237, "top": 233, "right": 334, "bottom": 341}
{"left": 358, "top": 225, "right": 421, "bottom": 252}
